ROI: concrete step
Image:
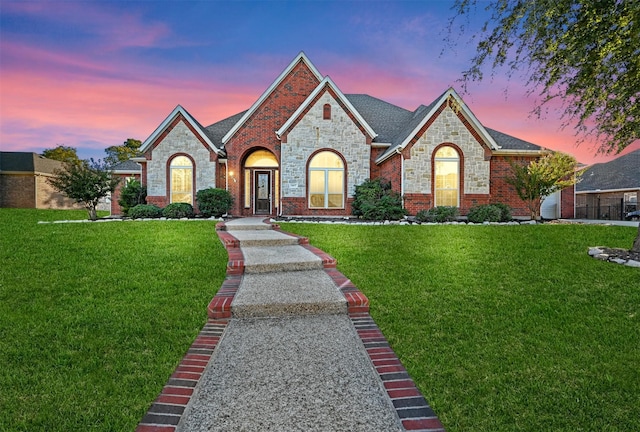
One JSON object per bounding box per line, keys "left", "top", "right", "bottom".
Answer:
{"left": 232, "top": 270, "right": 347, "bottom": 318}
{"left": 229, "top": 229, "right": 300, "bottom": 247}
{"left": 224, "top": 217, "right": 272, "bottom": 231}
{"left": 241, "top": 245, "right": 323, "bottom": 273}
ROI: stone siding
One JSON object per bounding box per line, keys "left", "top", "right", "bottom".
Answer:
{"left": 282, "top": 92, "right": 370, "bottom": 199}
{"left": 403, "top": 105, "right": 490, "bottom": 195}
{"left": 146, "top": 120, "right": 216, "bottom": 199}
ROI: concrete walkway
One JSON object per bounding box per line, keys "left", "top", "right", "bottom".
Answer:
{"left": 136, "top": 217, "right": 444, "bottom": 432}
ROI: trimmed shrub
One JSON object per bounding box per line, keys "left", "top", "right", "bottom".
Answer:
{"left": 196, "top": 188, "right": 233, "bottom": 218}
{"left": 117, "top": 179, "right": 147, "bottom": 216}
{"left": 415, "top": 206, "right": 459, "bottom": 223}
{"left": 128, "top": 204, "right": 163, "bottom": 219}
{"left": 162, "top": 202, "right": 194, "bottom": 219}
{"left": 490, "top": 202, "right": 513, "bottom": 222}
{"left": 351, "top": 178, "right": 407, "bottom": 221}
{"left": 467, "top": 205, "right": 502, "bottom": 223}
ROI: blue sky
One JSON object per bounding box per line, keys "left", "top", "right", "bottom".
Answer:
{"left": 1, "top": 0, "right": 636, "bottom": 164}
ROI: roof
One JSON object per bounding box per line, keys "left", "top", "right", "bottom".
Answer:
{"left": 111, "top": 159, "right": 142, "bottom": 173}
{"left": 205, "top": 111, "right": 248, "bottom": 150}
{"left": 0, "top": 152, "right": 65, "bottom": 174}
{"left": 485, "top": 128, "right": 544, "bottom": 151}
{"left": 576, "top": 149, "right": 640, "bottom": 192}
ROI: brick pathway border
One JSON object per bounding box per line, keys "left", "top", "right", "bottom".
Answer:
{"left": 136, "top": 219, "right": 445, "bottom": 432}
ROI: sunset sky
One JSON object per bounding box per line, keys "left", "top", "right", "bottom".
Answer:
{"left": 1, "top": 0, "right": 637, "bottom": 165}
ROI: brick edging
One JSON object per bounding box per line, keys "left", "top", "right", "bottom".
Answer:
{"left": 135, "top": 319, "right": 229, "bottom": 432}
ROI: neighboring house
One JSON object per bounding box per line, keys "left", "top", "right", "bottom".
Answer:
{"left": 110, "top": 160, "right": 142, "bottom": 214}
{"left": 0, "top": 151, "right": 82, "bottom": 210}
{"left": 131, "top": 52, "right": 554, "bottom": 218}
{"left": 575, "top": 149, "right": 640, "bottom": 220}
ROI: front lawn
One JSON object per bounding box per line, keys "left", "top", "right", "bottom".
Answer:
{"left": 281, "top": 222, "right": 640, "bottom": 432}
{"left": 0, "top": 209, "right": 227, "bottom": 431}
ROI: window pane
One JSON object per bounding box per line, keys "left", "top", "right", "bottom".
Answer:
{"left": 327, "top": 194, "right": 343, "bottom": 208}
{"left": 171, "top": 156, "right": 192, "bottom": 167}
{"left": 328, "top": 171, "right": 343, "bottom": 194}
{"left": 437, "top": 190, "right": 457, "bottom": 207}
{"left": 309, "top": 170, "right": 325, "bottom": 194}
{"left": 244, "top": 170, "right": 251, "bottom": 208}
{"left": 435, "top": 146, "right": 458, "bottom": 159}
{"left": 245, "top": 150, "right": 278, "bottom": 167}
{"left": 310, "top": 194, "right": 325, "bottom": 208}
{"left": 171, "top": 166, "right": 192, "bottom": 204}
{"left": 310, "top": 151, "right": 343, "bottom": 168}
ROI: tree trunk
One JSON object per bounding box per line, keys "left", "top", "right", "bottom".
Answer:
{"left": 632, "top": 223, "right": 640, "bottom": 253}
{"left": 87, "top": 205, "right": 97, "bottom": 221}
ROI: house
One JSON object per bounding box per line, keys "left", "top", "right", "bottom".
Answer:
{"left": 575, "top": 149, "right": 640, "bottom": 220}
{"left": 130, "top": 52, "right": 552, "bottom": 218}
{"left": 0, "top": 151, "right": 82, "bottom": 210}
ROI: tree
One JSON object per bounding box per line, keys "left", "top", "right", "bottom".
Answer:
{"left": 452, "top": 0, "right": 640, "bottom": 254}
{"left": 48, "top": 159, "right": 120, "bottom": 221}
{"left": 506, "top": 152, "right": 581, "bottom": 220}
{"left": 104, "top": 138, "right": 142, "bottom": 167}
{"left": 42, "top": 145, "right": 80, "bottom": 164}
{"left": 451, "top": 0, "right": 639, "bottom": 155}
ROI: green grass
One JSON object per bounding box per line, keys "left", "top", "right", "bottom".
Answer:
{"left": 0, "top": 209, "right": 227, "bottom": 431}
{"left": 281, "top": 223, "right": 640, "bottom": 432}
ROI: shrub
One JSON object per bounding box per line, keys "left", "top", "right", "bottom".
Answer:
{"left": 351, "top": 178, "right": 407, "bottom": 221}
{"left": 490, "top": 202, "right": 513, "bottom": 222}
{"left": 467, "top": 205, "right": 502, "bottom": 223}
{"left": 128, "top": 204, "right": 163, "bottom": 219}
{"left": 162, "top": 202, "right": 194, "bottom": 219}
{"left": 118, "top": 179, "right": 147, "bottom": 216}
{"left": 415, "top": 206, "right": 459, "bottom": 223}
{"left": 196, "top": 188, "right": 233, "bottom": 218}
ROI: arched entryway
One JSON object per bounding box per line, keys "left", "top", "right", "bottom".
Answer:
{"left": 242, "top": 149, "right": 279, "bottom": 215}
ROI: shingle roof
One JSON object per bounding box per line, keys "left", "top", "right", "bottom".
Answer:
{"left": 485, "top": 128, "right": 543, "bottom": 151}
{"left": 111, "top": 159, "right": 142, "bottom": 172}
{"left": 576, "top": 149, "right": 640, "bottom": 191}
{"left": 0, "top": 152, "right": 64, "bottom": 174}
{"left": 196, "top": 89, "right": 543, "bottom": 160}
{"left": 205, "top": 111, "right": 248, "bottom": 151}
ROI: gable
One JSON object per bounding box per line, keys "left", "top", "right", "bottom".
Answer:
{"left": 222, "top": 52, "right": 324, "bottom": 147}
{"left": 140, "top": 105, "right": 221, "bottom": 157}
{"left": 277, "top": 77, "right": 377, "bottom": 143}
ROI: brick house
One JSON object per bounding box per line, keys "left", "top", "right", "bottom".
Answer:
{"left": 575, "top": 149, "right": 640, "bottom": 220}
{"left": 0, "top": 152, "right": 82, "bottom": 209}
{"left": 131, "top": 52, "right": 551, "bottom": 218}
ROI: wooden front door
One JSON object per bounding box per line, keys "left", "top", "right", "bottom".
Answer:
{"left": 254, "top": 171, "right": 271, "bottom": 214}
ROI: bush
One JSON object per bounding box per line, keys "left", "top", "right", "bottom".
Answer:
{"left": 117, "top": 179, "right": 147, "bottom": 216}
{"left": 162, "top": 202, "right": 194, "bottom": 219}
{"left": 351, "top": 178, "right": 407, "bottom": 221}
{"left": 490, "top": 202, "right": 513, "bottom": 222}
{"left": 467, "top": 205, "right": 502, "bottom": 223}
{"left": 196, "top": 188, "right": 233, "bottom": 218}
{"left": 415, "top": 206, "right": 459, "bottom": 223}
{"left": 128, "top": 204, "right": 163, "bottom": 219}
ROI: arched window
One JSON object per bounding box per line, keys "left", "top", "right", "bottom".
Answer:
{"left": 434, "top": 146, "right": 459, "bottom": 207}
{"left": 309, "top": 151, "right": 344, "bottom": 208}
{"left": 170, "top": 155, "right": 193, "bottom": 204}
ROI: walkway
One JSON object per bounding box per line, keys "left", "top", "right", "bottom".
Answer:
{"left": 136, "top": 217, "right": 444, "bottom": 432}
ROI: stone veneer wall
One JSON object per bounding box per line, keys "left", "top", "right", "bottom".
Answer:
{"left": 281, "top": 92, "right": 370, "bottom": 200}
{"left": 403, "top": 105, "right": 490, "bottom": 195}
{"left": 145, "top": 120, "right": 216, "bottom": 200}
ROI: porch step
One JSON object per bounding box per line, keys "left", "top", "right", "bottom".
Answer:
{"left": 232, "top": 270, "right": 347, "bottom": 318}
{"left": 241, "top": 245, "right": 323, "bottom": 273}
{"left": 224, "top": 218, "right": 272, "bottom": 231}
{"left": 229, "top": 229, "right": 300, "bottom": 247}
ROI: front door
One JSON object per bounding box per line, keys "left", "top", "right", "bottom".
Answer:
{"left": 254, "top": 171, "right": 271, "bottom": 214}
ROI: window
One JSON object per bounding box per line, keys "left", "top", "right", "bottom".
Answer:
{"left": 434, "top": 146, "right": 459, "bottom": 207}
{"left": 323, "top": 104, "right": 331, "bottom": 120}
{"left": 309, "top": 151, "right": 344, "bottom": 208}
{"left": 170, "top": 155, "right": 193, "bottom": 204}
